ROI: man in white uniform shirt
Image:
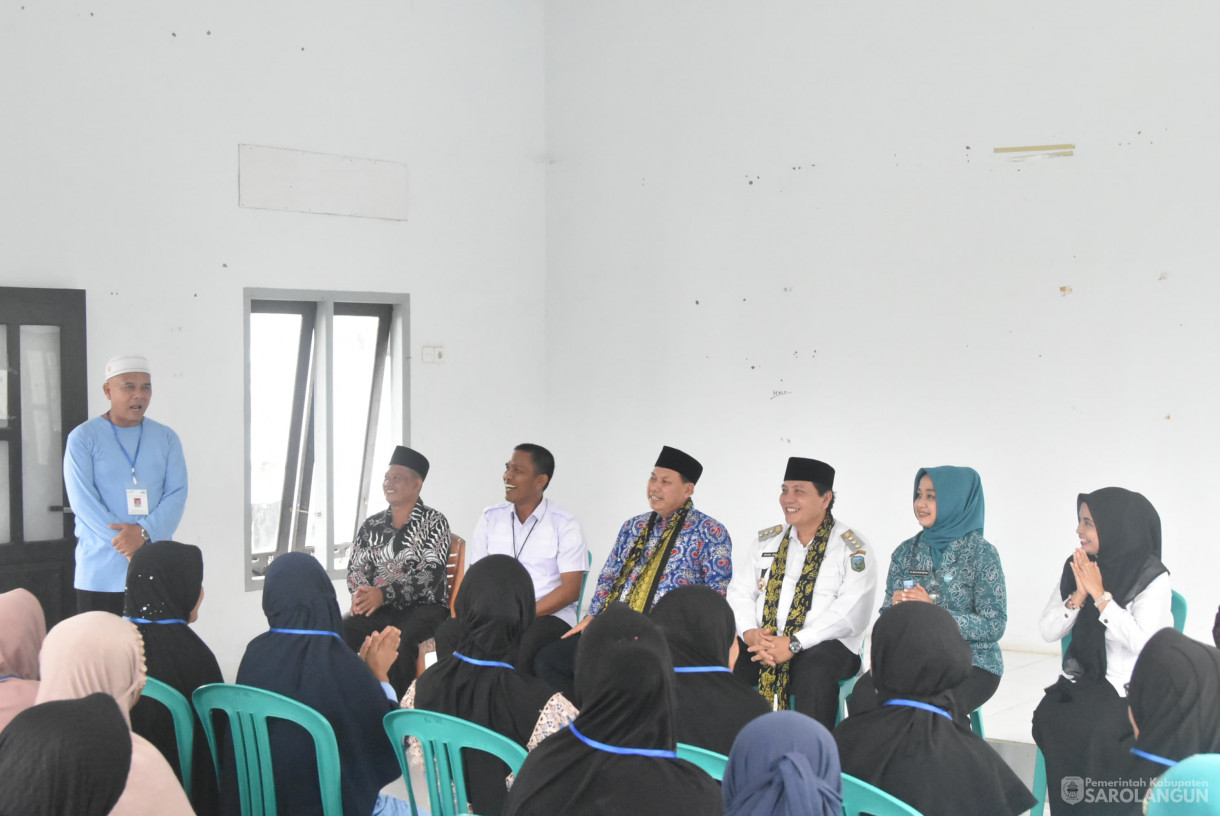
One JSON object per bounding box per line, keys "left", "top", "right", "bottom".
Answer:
{"left": 727, "top": 456, "right": 876, "bottom": 728}
{"left": 464, "top": 443, "right": 588, "bottom": 673}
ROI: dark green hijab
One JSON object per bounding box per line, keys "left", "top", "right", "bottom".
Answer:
{"left": 914, "top": 466, "right": 985, "bottom": 567}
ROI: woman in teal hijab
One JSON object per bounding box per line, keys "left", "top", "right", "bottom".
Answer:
{"left": 848, "top": 466, "right": 1008, "bottom": 721}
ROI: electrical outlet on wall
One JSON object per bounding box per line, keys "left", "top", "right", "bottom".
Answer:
{"left": 421, "top": 345, "right": 446, "bottom": 364}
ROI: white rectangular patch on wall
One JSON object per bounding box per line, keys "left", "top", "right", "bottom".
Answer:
{"left": 238, "top": 144, "right": 408, "bottom": 221}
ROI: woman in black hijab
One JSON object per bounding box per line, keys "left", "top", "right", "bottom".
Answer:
{"left": 406, "top": 555, "right": 576, "bottom": 815}
{"left": 835, "top": 601, "right": 1034, "bottom": 815}
{"left": 0, "top": 693, "right": 132, "bottom": 816}
{"left": 1032, "top": 488, "right": 1172, "bottom": 815}
{"left": 1128, "top": 628, "right": 1220, "bottom": 775}
{"left": 124, "top": 540, "right": 222, "bottom": 815}
{"left": 649, "top": 585, "right": 769, "bottom": 755}
{"left": 235, "top": 552, "right": 404, "bottom": 816}
{"left": 502, "top": 603, "right": 723, "bottom": 816}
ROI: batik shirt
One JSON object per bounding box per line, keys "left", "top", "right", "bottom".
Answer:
{"left": 587, "top": 504, "right": 733, "bottom": 617}
{"left": 347, "top": 501, "right": 451, "bottom": 610}
{"left": 880, "top": 529, "right": 1007, "bottom": 675}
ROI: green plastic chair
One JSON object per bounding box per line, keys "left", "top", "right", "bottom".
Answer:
{"left": 969, "top": 708, "right": 985, "bottom": 739}
{"left": 383, "top": 708, "right": 528, "bottom": 816}
{"left": 192, "top": 683, "right": 343, "bottom": 816}
{"left": 1029, "top": 589, "right": 1187, "bottom": 815}
{"left": 675, "top": 743, "right": 728, "bottom": 781}
{"left": 842, "top": 773, "right": 924, "bottom": 815}
{"left": 141, "top": 677, "right": 196, "bottom": 797}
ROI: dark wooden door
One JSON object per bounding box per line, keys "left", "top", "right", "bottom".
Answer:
{"left": 0, "top": 287, "right": 88, "bottom": 627}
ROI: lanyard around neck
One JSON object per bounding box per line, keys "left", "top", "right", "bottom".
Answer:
{"left": 512, "top": 499, "right": 546, "bottom": 560}
{"left": 673, "top": 666, "right": 732, "bottom": 674}
{"left": 108, "top": 415, "right": 145, "bottom": 485}
{"left": 568, "top": 723, "right": 677, "bottom": 758}
{"left": 269, "top": 627, "right": 343, "bottom": 641}
{"left": 884, "top": 699, "right": 954, "bottom": 721}
{"left": 1131, "top": 748, "right": 1179, "bottom": 768}
{"left": 125, "top": 617, "right": 187, "bottom": 625}
{"left": 453, "top": 652, "right": 515, "bottom": 670}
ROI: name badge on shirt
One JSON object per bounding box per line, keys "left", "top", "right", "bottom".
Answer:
{"left": 127, "top": 488, "right": 149, "bottom": 516}
{"left": 909, "top": 569, "right": 930, "bottom": 577}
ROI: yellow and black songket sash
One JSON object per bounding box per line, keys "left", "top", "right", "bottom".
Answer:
{"left": 757, "top": 513, "right": 834, "bottom": 709}
{"left": 605, "top": 499, "right": 693, "bottom": 613}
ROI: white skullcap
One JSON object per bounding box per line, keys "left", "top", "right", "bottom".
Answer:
{"left": 104, "top": 355, "right": 150, "bottom": 380}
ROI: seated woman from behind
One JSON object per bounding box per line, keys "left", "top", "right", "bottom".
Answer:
{"left": 36, "top": 612, "right": 193, "bottom": 816}
{"left": 503, "top": 603, "right": 723, "bottom": 816}
{"left": 649, "top": 585, "right": 769, "bottom": 755}
{"left": 0, "top": 588, "right": 46, "bottom": 731}
{"left": 723, "top": 710, "right": 842, "bottom": 816}
{"left": 124, "top": 540, "right": 222, "bottom": 815}
{"left": 403, "top": 554, "right": 577, "bottom": 816}
{"left": 237, "top": 552, "right": 408, "bottom": 816}
{"left": 1128, "top": 628, "right": 1220, "bottom": 782}
{"left": 0, "top": 693, "right": 132, "bottom": 816}
{"left": 835, "top": 601, "right": 1034, "bottom": 816}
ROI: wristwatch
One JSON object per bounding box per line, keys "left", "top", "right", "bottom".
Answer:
{"left": 788, "top": 637, "right": 803, "bottom": 655}
{"left": 139, "top": 527, "right": 151, "bottom": 544}
{"left": 1095, "top": 591, "right": 1113, "bottom": 607}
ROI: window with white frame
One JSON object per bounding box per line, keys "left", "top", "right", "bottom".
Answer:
{"left": 244, "top": 290, "right": 409, "bottom": 587}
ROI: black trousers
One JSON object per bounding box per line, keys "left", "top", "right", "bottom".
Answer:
{"left": 434, "top": 614, "right": 571, "bottom": 676}
{"left": 848, "top": 664, "right": 1001, "bottom": 724}
{"left": 342, "top": 603, "right": 449, "bottom": 699}
{"left": 534, "top": 632, "right": 581, "bottom": 701}
{"left": 733, "top": 638, "right": 861, "bottom": 730}
{"left": 77, "top": 589, "right": 125, "bottom": 615}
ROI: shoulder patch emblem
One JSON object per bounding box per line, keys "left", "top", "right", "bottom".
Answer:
{"left": 850, "top": 553, "right": 866, "bottom": 572}
{"left": 758, "top": 524, "right": 783, "bottom": 542}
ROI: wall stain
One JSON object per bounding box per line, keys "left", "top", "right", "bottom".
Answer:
{"left": 1158, "top": 271, "right": 1169, "bottom": 281}
{"left": 1060, "top": 285, "right": 1073, "bottom": 296}
{"left": 771, "top": 390, "right": 792, "bottom": 400}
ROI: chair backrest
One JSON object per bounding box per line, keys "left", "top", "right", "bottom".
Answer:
{"left": 841, "top": 773, "right": 924, "bottom": 816}
{"left": 576, "top": 550, "right": 593, "bottom": 620}
{"left": 192, "top": 683, "right": 343, "bottom": 816}
{"left": 447, "top": 533, "right": 466, "bottom": 615}
{"left": 140, "top": 676, "right": 196, "bottom": 796}
{"left": 1146, "top": 753, "right": 1220, "bottom": 815}
{"left": 675, "top": 743, "right": 728, "bottom": 781}
{"left": 383, "top": 708, "right": 528, "bottom": 816}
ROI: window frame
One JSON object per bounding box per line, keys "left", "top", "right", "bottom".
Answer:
{"left": 243, "top": 289, "right": 410, "bottom": 590}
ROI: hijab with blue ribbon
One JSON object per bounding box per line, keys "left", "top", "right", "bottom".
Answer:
{"left": 915, "top": 466, "right": 985, "bottom": 568}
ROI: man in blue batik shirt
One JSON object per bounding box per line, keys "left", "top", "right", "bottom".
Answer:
{"left": 534, "top": 445, "right": 732, "bottom": 699}
{"left": 64, "top": 354, "right": 188, "bottom": 613}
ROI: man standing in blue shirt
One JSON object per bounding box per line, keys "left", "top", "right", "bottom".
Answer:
{"left": 63, "top": 354, "right": 188, "bottom": 613}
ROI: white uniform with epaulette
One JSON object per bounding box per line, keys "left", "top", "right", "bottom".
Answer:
{"left": 726, "top": 518, "right": 877, "bottom": 656}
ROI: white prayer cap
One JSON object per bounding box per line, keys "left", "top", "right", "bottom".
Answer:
{"left": 104, "top": 354, "right": 150, "bottom": 380}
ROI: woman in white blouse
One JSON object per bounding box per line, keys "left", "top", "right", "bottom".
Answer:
{"left": 1031, "top": 487, "right": 1172, "bottom": 816}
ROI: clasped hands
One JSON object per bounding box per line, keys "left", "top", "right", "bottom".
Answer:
{"left": 744, "top": 627, "right": 795, "bottom": 667}
{"left": 1068, "top": 547, "right": 1106, "bottom": 609}
{"left": 351, "top": 585, "right": 386, "bottom": 616}
{"left": 108, "top": 523, "right": 146, "bottom": 558}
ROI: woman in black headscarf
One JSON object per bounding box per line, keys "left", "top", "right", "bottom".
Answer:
{"left": 1128, "top": 629, "right": 1220, "bottom": 776}
{"left": 723, "top": 710, "right": 842, "bottom": 816}
{"left": 502, "top": 603, "right": 723, "bottom": 816}
{"left": 124, "top": 540, "right": 222, "bottom": 815}
{"left": 835, "top": 601, "right": 1034, "bottom": 815}
{"left": 235, "top": 552, "right": 404, "bottom": 816}
{"left": 0, "top": 693, "right": 132, "bottom": 816}
{"left": 649, "top": 585, "right": 769, "bottom": 755}
{"left": 404, "top": 555, "right": 577, "bottom": 815}
{"left": 1032, "top": 487, "right": 1172, "bottom": 815}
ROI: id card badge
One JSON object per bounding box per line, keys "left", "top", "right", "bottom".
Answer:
{"left": 126, "top": 489, "right": 149, "bottom": 516}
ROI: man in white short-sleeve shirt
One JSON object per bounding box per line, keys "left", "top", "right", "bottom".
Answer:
{"left": 464, "top": 443, "right": 589, "bottom": 672}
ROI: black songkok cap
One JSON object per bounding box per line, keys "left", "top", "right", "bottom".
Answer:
{"left": 655, "top": 446, "right": 703, "bottom": 484}
{"left": 389, "top": 446, "right": 430, "bottom": 480}
{"left": 784, "top": 457, "right": 835, "bottom": 488}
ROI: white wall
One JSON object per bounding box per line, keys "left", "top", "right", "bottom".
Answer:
{"left": 1, "top": 1, "right": 548, "bottom": 677}
{"left": 543, "top": 1, "right": 1220, "bottom": 651}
